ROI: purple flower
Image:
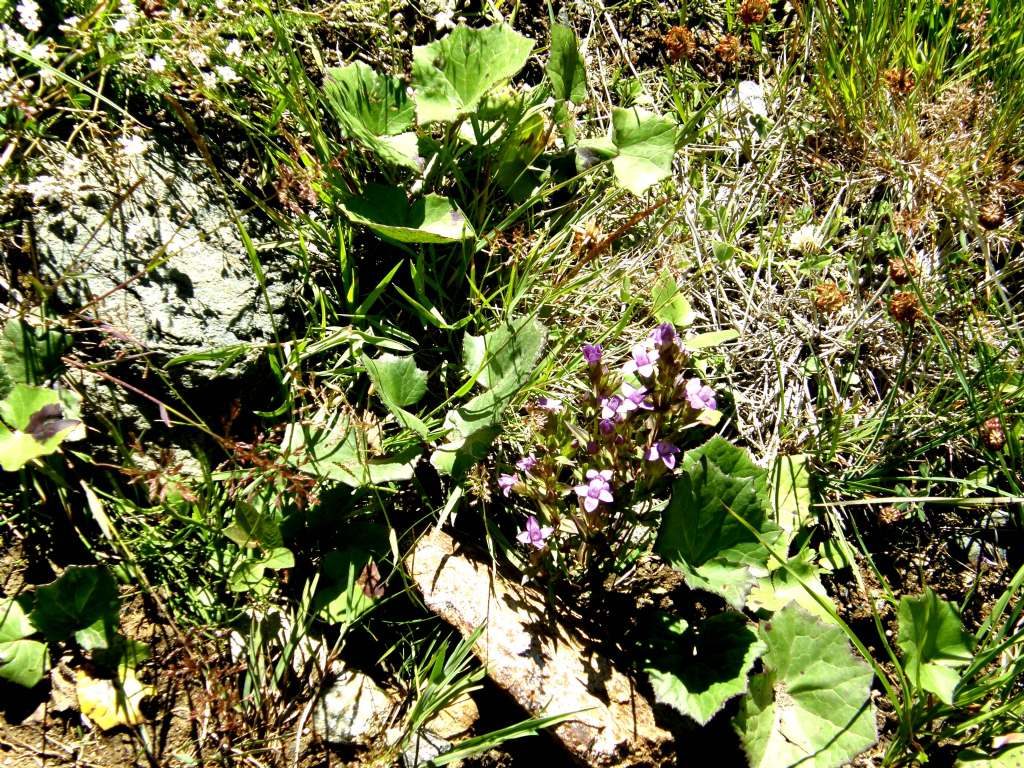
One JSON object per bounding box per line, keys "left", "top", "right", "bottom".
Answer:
{"left": 600, "top": 395, "right": 624, "bottom": 420}
{"left": 622, "top": 382, "right": 654, "bottom": 411}
{"left": 646, "top": 440, "right": 681, "bottom": 469}
{"left": 623, "top": 345, "right": 659, "bottom": 378}
{"left": 516, "top": 454, "right": 538, "bottom": 473}
{"left": 650, "top": 323, "right": 677, "bottom": 349}
{"left": 685, "top": 378, "right": 717, "bottom": 411}
{"left": 498, "top": 473, "right": 518, "bottom": 497}
{"left": 582, "top": 343, "right": 603, "bottom": 364}
{"left": 599, "top": 418, "right": 616, "bottom": 435}
{"left": 517, "top": 515, "right": 553, "bottom": 549}
{"left": 574, "top": 469, "right": 614, "bottom": 513}
{"left": 586, "top": 440, "right": 599, "bottom": 455}
{"left": 536, "top": 396, "right": 563, "bottom": 413}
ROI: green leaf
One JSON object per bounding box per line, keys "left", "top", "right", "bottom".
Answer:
{"left": 956, "top": 746, "right": 1024, "bottom": 767}
{"left": 0, "top": 319, "right": 71, "bottom": 397}
{"left": 684, "top": 329, "right": 741, "bottom": 349}
{"left": 655, "top": 439, "right": 775, "bottom": 608}
{"left": 546, "top": 24, "right": 586, "bottom": 103}
{"left": 434, "top": 317, "right": 547, "bottom": 476}
{"left": 609, "top": 107, "right": 679, "bottom": 195}
{"left": 282, "top": 410, "right": 420, "bottom": 487}
{"left": 0, "top": 384, "right": 81, "bottom": 471}
{"left": 651, "top": 270, "right": 695, "bottom": 326}
{"left": 340, "top": 185, "right": 475, "bottom": 244}
{"left": 223, "top": 502, "right": 284, "bottom": 549}
{"left": 734, "top": 605, "right": 877, "bottom": 768}
{"left": 30, "top": 565, "right": 120, "bottom": 642}
{"left": 74, "top": 614, "right": 117, "bottom": 651}
{"left": 323, "top": 62, "right": 419, "bottom": 168}
{"left": 0, "top": 599, "right": 47, "bottom": 688}
{"left": 644, "top": 612, "right": 764, "bottom": 725}
{"left": 746, "top": 549, "right": 835, "bottom": 621}
{"left": 897, "top": 588, "right": 974, "bottom": 705}
{"left": 229, "top": 547, "right": 294, "bottom": 593}
{"left": 770, "top": 454, "right": 813, "bottom": 539}
{"left": 314, "top": 548, "right": 380, "bottom": 626}
{"left": 362, "top": 353, "right": 428, "bottom": 408}
{"left": 461, "top": 316, "right": 546, "bottom": 394}
{"left": 412, "top": 24, "right": 534, "bottom": 124}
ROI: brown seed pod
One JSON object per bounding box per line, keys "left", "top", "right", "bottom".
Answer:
{"left": 714, "top": 34, "right": 741, "bottom": 64}
{"left": 889, "top": 291, "right": 922, "bottom": 323}
{"left": 979, "top": 417, "right": 1006, "bottom": 451}
{"left": 888, "top": 256, "right": 919, "bottom": 285}
{"left": 814, "top": 281, "right": 847, "bottom": 314}
{"left": 884, "top": 67, "right": 916, "bottom": 96}
{"left": 738, "top": 0, "right": 770, "bottom": 25}
{"left": 662, "top": 26, "right": 697, "bottom": 62}
{"left": 979, "top": 200, "right": 1005, "bottom": 230}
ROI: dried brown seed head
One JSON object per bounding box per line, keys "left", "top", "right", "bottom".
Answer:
{"left": 889, "top": 291, "right": 922, "bottom": 323}
{"left": 663, "top": 26, "right": 697, "bottom": 62}
{"left": 877, "top": 506, "right": 902, "bottom": 526}
{"left": 738, "top": 0, "right": 770, "bottom": 24}
{"left": 979, "top": 200, "right": 1005, "bottom": 230}
{"left": 814, "top": 281, "right": 847, "bottom": 314}
{"left": 979, "top": 417, "right": 1006, "bottom": 451}
{"left": 888, "top": 256, "right": 919, "bottom": 285}
{"left": 884, "top": 67, "right": 916, "bottom": 96}
{"left": 714, "top": 34, "right": 741, "bottom": 64}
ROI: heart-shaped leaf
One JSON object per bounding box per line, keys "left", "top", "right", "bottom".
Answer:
{"left": 412, "top": 24, "right": 534, "bottom": 124}
{"left": 655, "top": 439, "right": 777, "bottom": 608}
{"left": 0, "top": 599, "right": 47, "bottom": 688}
{"left": 609, "top": 107, "right": 679, "bottom": 195}
{"left": 363, "top": 353, "right": 428, "bottom": 408}
{"left": 734, "top": 605, "right": 877, "bottom": 768}
{"left": 341, "top": 185, "right": 475, "bottom": 244}
{"left": 644, "top": 612, "right": 764, "bottom": 725}
{"left": 0, "top": 385, "right": 81, "bottom": 471}
{"left": 314, "top": 548, "right": 382, "bottom": 626}
{"left": 323, "top": 62, "right": 419, "bottom": 169}
{"left": 897, "top": 588, "right": 974, "bottom": 705}
{"left": 30, "top": 565, "right": 120, "bottom": 642}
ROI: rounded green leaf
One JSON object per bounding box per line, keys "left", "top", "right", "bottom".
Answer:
{"left": 412, "top": 24, "right": 534, "bottom": 124}
{"left": 340, "top": 185, "right": 475, "bottom": 244}
{"left": 897, "top": 588, "right": 974, "bottom": 705}
{"left": 734, "top": 605, "right": 877, "bottom": 768}
{"left": 30, "top": 565, "right": 120, "bottom": 641}
{"left": 363, "top": 353, "right": 428, "bottom": 408}
{"left": 644, "top": 612, "right": 764, "bottom": 725}
{"left": 610, "top": 107, "right": 679, "bottom": 195}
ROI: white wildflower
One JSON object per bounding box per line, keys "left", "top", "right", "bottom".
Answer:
{"left": 200, "top": 69, "right": 217, "bottom": 90}
{"left": 187, "top": 49, "right": 209, "bottom": 68}
{"left": 59, "top": 16, "right": 81, "bottom": 33}
{"left": 148, "top": 53, "right": 166, "bottom": 73}
{"left": 214, "top": 64, "right": 238, "bottom": 83}
{"left": 224, "top": 39, "right": 243, "bottom": 59}
{"left": 4, "top": 26, "right": 30, "bottom": 54}
{"left": 789, "top": 224, "right": 825, "bottom": 255}
{"left": 118, "top": 134, "right": 150, "bottom": 157}
{"left": 30, "top": 41, "right": 51, "bottom": 61}
{"left": 16, "top": 0, "right": 41, "bottom": 33}
{"left": 112, "top": 16, "right": 131, "bottom": 34}
{"left": 434, "top": 10, "right": 455, "bottom": 31}
{"left": 0, "top": 65, "right": 14, "bottom": 82}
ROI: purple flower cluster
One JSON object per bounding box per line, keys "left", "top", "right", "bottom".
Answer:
{"left": 497, "top": 322, "right": 724, "bottom": 565}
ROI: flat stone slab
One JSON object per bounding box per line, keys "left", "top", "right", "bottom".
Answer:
{"left": 406, "top": 530, "right": 674, "bottom": 767}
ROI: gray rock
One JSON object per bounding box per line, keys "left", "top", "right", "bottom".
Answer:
{"left": 400, "top": 729, "right": 453, "bottom": 768}
{"left": 313, "top": 670, "right": 396, "bottom": 746}
{"left": 32, "top": 143, "right": 291, "bottom": 370}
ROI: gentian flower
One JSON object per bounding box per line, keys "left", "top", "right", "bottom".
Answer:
{"left": 685, "top": 378, "right": 717, "bottom": 411}
{"left": 623, "top": 345, "right": 659, "bottom": 378}
{"left": 599, "top": 418, "right": 616, "bottom": 435}
{"left": 646, "top": 441, "right": 681, "bottom": 469}
{"left": 516, "top": 454, "right": 538, "bottom": 473}
{"left": 622, "top": 382, "right": 654, "bottom": 411}
{"left": 582, "top": 344, "right": 603, "bottom": 364}
{"left": 517, "top": 515, "right": 553, "bottom": 549}
{"left": 498, "top": 473, "right": 518, "bottom": 497}
{"left": 537, "top": 396, "right": 564, "bottom": 413}
{"left": 574, "top": 469, "right": 614, "bottom": 512}
{"left": 650, "top": 323, "right": 677, "bottom": 349}
{"left": 600, "top": 395, "right": 624, "bottom": 420}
